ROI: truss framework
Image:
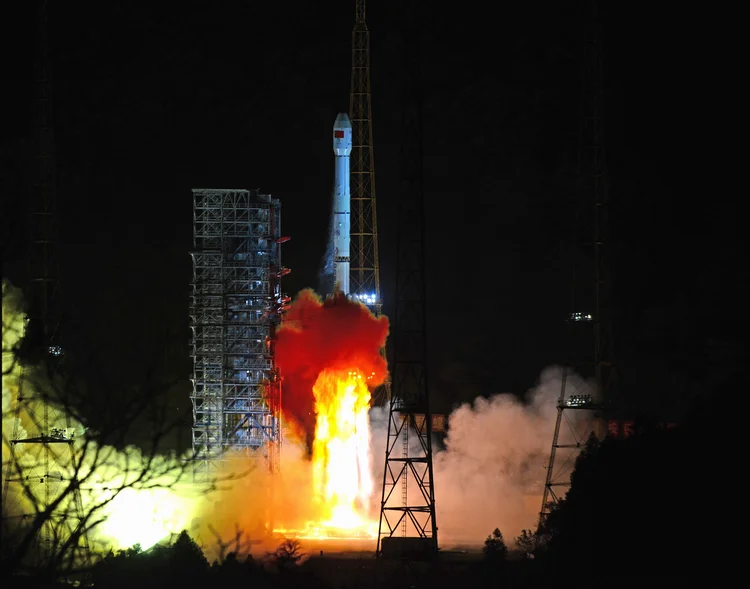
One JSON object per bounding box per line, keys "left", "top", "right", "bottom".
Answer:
{"left": 2, "top": 1, "right": 91, "bottom": 573}
{"left": 3, "top": 374, "right": 93, "bottom": 572}
{"left": 539, "top": 369, "right": 604, "bottom": 525}
{"left": 376, "top": 0, "right": 438, "bottom": 559}
{"left": 349, "top": 0, "right": 381, "bottom": 304}
{"left": 540, "top": 0, "right": 616, "bottom": 525}
{"left": 190, "top": 189, "right": 286, "bottom": 483}
{"left": 349, "top": 0, "right": 389, "bottom": 411}
{"left": 378, "top": 400, "right": 438, "bottom": 554}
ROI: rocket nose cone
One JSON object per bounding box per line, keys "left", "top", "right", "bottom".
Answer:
{"left": 334, "top": 112, "right": 351, "bottom": 129}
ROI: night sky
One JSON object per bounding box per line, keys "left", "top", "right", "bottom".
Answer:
{"left": 1, "top": 1, "right": 742, "bottom": 444}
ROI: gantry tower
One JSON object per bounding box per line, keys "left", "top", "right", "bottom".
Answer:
{"left": 348, "top": 0, "right": 391, "bottom": 410}
{"left": 2, "top": 0, "right": 91, "bottom": 573}
{"left": 376, "top": 0, "right": 438, "bottom": 559}
{"left": 348, "top": 0, "right": 381, "bottom": 313}
{"left": 539, "top": 0, "right": 616, "bottom": 524}
{"left": 189, "top": 189, "right": 288, "bottom": 483}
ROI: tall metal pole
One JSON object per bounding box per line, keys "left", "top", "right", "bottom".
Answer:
{"left": 3, "top": 0, "right": 91, "bottom": 573}
{"left": 348, "top": 1, "right": 391, "bottom": 407}
{"left": 376, "top": 0, "right": 438, "bottom": 559}
{"left": 539, "top": 0, "right": 616, "bottom": 525}
{"left": 349, "top": 0, "right": 381, "bottom": 310}
{"left": 539, "top": 370, "right": 567, "bottom": 520}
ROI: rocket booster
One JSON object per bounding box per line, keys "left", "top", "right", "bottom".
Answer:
{"left": 332, "top": 112, "right": 352, "bottom": 294}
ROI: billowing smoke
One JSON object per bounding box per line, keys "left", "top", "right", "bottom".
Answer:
{"left": 368, "top": 366, "right": 594, "bottom": 546}
{"left": 3, "top": 281, "right": 392, "bottom": 560}
{"left": 4, "top": 276, "right": 595, "bottom": 556}
{"left": 2, "top": 279, "right": 201, "bottom": 556}
{"left": 275, "top": 289, "right": 389, "bottom": 451}
{"left": 186, "top": 440, "right": 315, "bottom": 558}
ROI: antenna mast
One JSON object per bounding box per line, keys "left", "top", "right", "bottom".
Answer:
{"left": 376, "top": 0, "right": 438, "bottom": 560}
{"left": 349, "top": 0, "right": 382, "bottom": 312}
{"left": 539, "top": 0, "right": 617, "bottom": 524}
{"left": 3, "top": 0, "right": 91, "bottom": 574}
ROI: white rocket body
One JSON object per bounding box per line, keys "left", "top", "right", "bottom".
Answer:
{"left": 332, "top": 112, "right": 352, "bottom": 295}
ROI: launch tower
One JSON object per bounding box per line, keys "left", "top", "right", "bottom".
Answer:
{"left": 2, "top": 0, "right": 91, "bottom": 573}
{"left": 348, "top": 0, "right": 381, "bottom": 313}
{"left": 189, "top": 189, "right": 288, "bottom": 483}
{"left": 348, "top": 1, "right": 392, "bottom": 405}
{"left": 376, "top": 0, "right": 438, "bottom": 559}
{"left": 539, "top": 0, "right": 617, "bottom": 523}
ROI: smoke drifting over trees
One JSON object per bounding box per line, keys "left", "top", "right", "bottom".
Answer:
{"left": 1, "top": 280, "right": 206, "bottom": 577}
{"left": 370, "top": 366, "right": 593, "bottom": 545}
{"left": 4, "top": 277, "right": 597, "bottom": 568}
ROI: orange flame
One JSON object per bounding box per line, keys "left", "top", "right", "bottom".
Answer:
{"left": 273, "top": 290, "right": 388, "bottom": 540}
{"left": 311, "top": 369, "right": 376, "bottom": 536}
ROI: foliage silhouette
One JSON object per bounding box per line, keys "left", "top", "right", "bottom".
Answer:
{"left": 269, "top": 538, "right": 305, "bottom": 571}
{"left": 1, "top": 282, "right": 217, "bottom": 585}
{"left": 483, "top": 527, "right": 508, "bottom": 562}
{"left": 532, "top": 416, "right": 718, "bottom": 577}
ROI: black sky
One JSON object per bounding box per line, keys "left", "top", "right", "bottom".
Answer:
{"left": 1, "top": 1, "right": 743, "bottom": 431}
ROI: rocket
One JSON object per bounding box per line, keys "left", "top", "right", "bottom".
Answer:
{"left": 332, "top": 112, "right": 352, "bottom": 295}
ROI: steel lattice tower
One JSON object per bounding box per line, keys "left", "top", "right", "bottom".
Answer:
{"left": 189, "top": 189, "right": 287, "bottom": 484}
{"left": 2, "top": 0, "right": 91, "bottom": 572}
{"left": 376, "top": 0, "right": 438, "bottom": 560}
{"left": 539, "top": 0, "right": 616, "bottom": 524}
{"left": 348, "top": 0, "right": 381, "bottom": 311}
{"left": 348, "top": 0, "right": 390, "bottom": 409}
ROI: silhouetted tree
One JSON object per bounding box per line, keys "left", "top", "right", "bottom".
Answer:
{"left": 170, "top": 531, "right": 209, "bottom": 579}
{"left": 210, "top": 551, "right": 273, "bottom": 586}
{"left": 530, "top": 417, "right": 717, "bottom": 577}
{"left": 482, "top": 528, "right": 508, "bottom": 562}
{"left": 269, "top": 538, "right": 304, "bottom": 571}
{"left": 208, "top": 523, "right": 263, "bottom": 565}
{"left": 515, "top": 528, "right": 540, "bottom": 557}
{"left": 1, "top": 281, "right": 227, "bottom": 585}
{"left": 89, "top": 531, "right": 209, "bottom": 588}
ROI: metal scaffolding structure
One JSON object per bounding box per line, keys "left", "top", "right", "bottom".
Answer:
{"left": 376, "top": 0, "right": 438, "bottom": 561}
{"left": 348, "top": 0, "right": 390, "bottom": 409}
{"left": 349, "top": 0, "right": 381, "bottom": 312}
{"left": 190, "top": 189, "right": 288, "bottom": 483}
{"left": 539, "top": 0, "right": 616, "bottom": 525}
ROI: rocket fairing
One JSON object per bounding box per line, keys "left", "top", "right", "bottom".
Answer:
{"left": 332, "top": 112, "right": 352, "bottom": 295}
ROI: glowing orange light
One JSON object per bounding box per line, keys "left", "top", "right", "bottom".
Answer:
{"left": 311, "top": 369, "right": 374, "bottom": 534}
{"left": 275, "top": 369, "right": 376, "bottom": 540}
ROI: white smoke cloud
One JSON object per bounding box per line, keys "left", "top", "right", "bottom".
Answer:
{"left": 368, "top": 366, "right": 595, "bottom": 547}
{"left": 4, "top": 277, "right": 599, "bottom": 556}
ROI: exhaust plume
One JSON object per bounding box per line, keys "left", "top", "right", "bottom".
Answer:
{"left": 4, "top": 278, "right": 595, "bottom": 555}
{"left": 275, "top": 289, "right": 389, "bottom": 452}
